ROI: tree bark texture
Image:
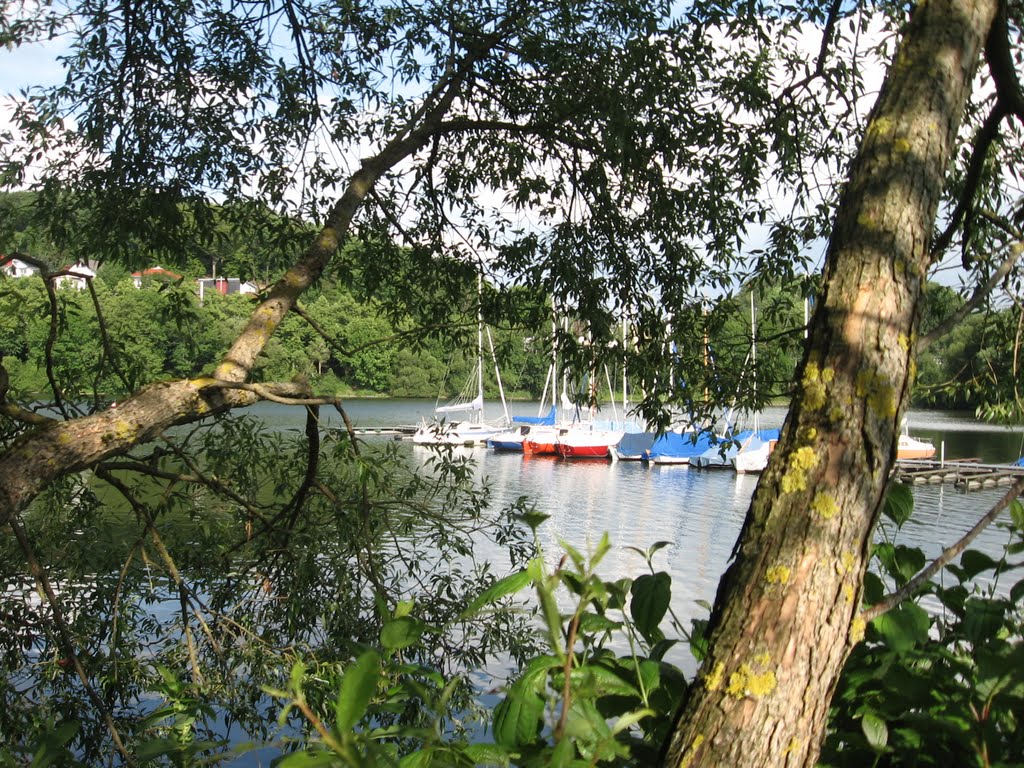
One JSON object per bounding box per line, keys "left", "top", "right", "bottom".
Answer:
{"left": 662, "top": 1, "right": 998, "bottom": 766}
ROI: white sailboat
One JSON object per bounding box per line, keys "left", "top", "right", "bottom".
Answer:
{"left": 732, "top": 295, "right": 778, "bottom": 473}
{"left": 413, "top": 279, "right": 510, "bottom": 446}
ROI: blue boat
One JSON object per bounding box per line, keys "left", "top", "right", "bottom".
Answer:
{"left": 611, "top": 431, "right": 657, "bottom": 461}
{"left": 644, "top": 428, "right": 720, "bottom": 465}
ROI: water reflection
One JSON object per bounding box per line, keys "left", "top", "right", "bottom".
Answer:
{"left": 400, "top": 424, "right": 1020, "bottom": 679}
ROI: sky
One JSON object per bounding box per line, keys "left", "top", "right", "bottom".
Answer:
{"left": 0, "top": 35, "right": 66, "bottom": 93}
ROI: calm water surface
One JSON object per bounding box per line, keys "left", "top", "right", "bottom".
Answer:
{"left": 194, "top": 401, "right": 1024, "bottom": 763}
{"left": 249, "top": 400, "right": 1024, "bottom": 665}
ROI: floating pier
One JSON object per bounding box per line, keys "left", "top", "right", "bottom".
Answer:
{"left": 352, "top": 425, "right": 419, "bottom": 437}
{"left": 895, "top": 458, "right": 1024, "bottom": 492}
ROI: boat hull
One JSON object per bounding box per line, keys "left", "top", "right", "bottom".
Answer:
{"left": 412, "top": 421, "right": 503, "bottom": 446}
{"left": 522, "top": 425, "right": 564, "bottom": 455}
{"left": 555, "top": 430, "right": 624, "bottom": 460}
{"left": 897, "top": 433, "right": 936, "bottom": 460}
{"left": 556, "top": 442, "right": 611, "bottom": 459}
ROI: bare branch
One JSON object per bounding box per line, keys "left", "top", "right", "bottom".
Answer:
{"left": 919, "top": 239, "right": 1023, "bottom": 350}
{"left": 84, "top": 275, "right": 132, "bottom": 394}
{"left": 862, "top": 474, "right": 1024, "bottom": 621}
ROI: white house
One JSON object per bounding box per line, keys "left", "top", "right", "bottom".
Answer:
{"left": 0, "top": 256, "right": 40, "bottom": 279}
{"left": 54, "top": 261, "right": 97, "bottom": 291}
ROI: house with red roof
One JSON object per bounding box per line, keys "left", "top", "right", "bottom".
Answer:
{"left": 131, "top": 266, "right": 183, "bottom": 288}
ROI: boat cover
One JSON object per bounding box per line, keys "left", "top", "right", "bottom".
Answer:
{"left": 513, "top": 405, "right": 557, "bottom": 426}
{"left": 436, "top": 394, "right": 484, "bottom": 414}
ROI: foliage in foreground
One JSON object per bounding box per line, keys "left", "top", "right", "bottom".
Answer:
{"left": 11, "top": 483, "right": 1014, "bottom": 767}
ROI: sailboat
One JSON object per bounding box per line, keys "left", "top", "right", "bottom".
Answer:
{"left": 731, "top": 295, "right": 778, "bottom": 473}
{"left": 896, "top": 419, "right": 936, "bottom": 460}
{"left": 641, "top": 426, "right": 717, "bottom": 465}
{"left": 487, "top": 405, "right": 557, "bottom": 451}
{"left": 413, "top": 280, "right": 510, "bottom": 446}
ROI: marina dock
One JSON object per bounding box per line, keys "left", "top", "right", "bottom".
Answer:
{"left": 895, "top": 458, "right": 1024, "bottom": 492}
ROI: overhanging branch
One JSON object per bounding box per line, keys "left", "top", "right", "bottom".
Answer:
{"left": 862, "top": 474, "right": 1024, "bottom": 621}
{"left": 919, "top": 239, "right": 1023, "bottom": 350}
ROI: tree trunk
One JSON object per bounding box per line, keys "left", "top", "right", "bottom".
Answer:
{"left": 662, "top": 1, "right": 998, "bottom": 766}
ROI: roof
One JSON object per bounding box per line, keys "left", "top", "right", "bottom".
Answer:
{"left": 131, "top": 266, "right": 183, "bottom": 280}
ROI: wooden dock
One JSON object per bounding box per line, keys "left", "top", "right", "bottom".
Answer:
{"left": 895, "top": 458, "right": 1024, "bottom": 492}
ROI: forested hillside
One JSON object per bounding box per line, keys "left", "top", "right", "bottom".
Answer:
{"left": 2, "top": 188, "right": 1010, "bottom": 411}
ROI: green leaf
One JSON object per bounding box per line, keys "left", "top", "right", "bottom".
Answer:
{"left": 862, "top": 712, "right": 889, "bottom": 752}
{"left": 873, "top": 543, "right": 925, "bottom": 586}
{"left": 399, "top": 748, "right": 433, "bottom": 768}
{"left": 549, "top": 736, "right": 575, "bottom": 767}
{"left": 335, "top": 650, "right": 380, "bottom": 732}
{"left": 517, "top": 654, "right": 563, "bottom": 691}
{"left": 589, "top": 531, "right": 612, "bottom": 570}
{"left": 135, "top": 737, "right": 183, "bottom": 763}
{"left": 883, "top": 483, "right": 914, "bottom": 528}
{"left": 611, "top": 708, "right": 655, "bottom": 735}
{"left": 569, "top": 663, "right": 640, "bottom": 699}
{"left": 380, "top": 616, "right": 426, "bottom": 650}
{"left": 535, "top": 579, "right": 564, "bottom": 658}
{"left": 688, "top": 619, "right": 710, "bottom": 662}
{"left": 862, "top": 571, "right": 886, "bottom": 605}
{"left": 393, "top": 599, "right": 414, "bottom": 619}
{"left": 1009, "top": 499, "right": 1024, "bottom": 531}
{"left": 516, "top": 511, "right": 549, "bottom": 532}
{"left": 1010, "top": 577, "right": 1024, "bottom": 604}
{"left": 288, "top": 661, "right": 307, "bottom": 694}
{"left": 30, "top": 720, "right": 81, "bottom": 768}
{"left": 871, "top": 603, "right": 929, "bottom": 653}
{"left": 274, "top": 751, "right": 341, "bottom": 767}
{"left": 492, "top": 689, "right": 544, "bottom": 748}
{"left": 962, "top": 597, "right": 1006, "bottom": 645}
{"left": 561, "top": 539, "right": 586, "bottom": 572}
{"left": 958, "top": 549, "right": 1000, "bottom": 580}
{"left": 625, "top": 541, "right": 672, "bottom": 564}
{"left": 631, "top": 572, "right": 671, "bottom": 642}
{"left": 463, "top": 743, "right": 512, "bottom": 766}
{"left": 576, "top": 610, "right": 622, "bottom": 634}
{"left": 461, "top": 569, "right": 532, "bottom": 618}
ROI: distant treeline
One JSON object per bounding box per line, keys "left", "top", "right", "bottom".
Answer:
{"left": 0, "top": 191, "right": 1010, "bottom": 411}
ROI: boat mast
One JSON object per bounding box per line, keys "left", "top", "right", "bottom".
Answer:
{"left": 477, "top": 274, "right": 485, "bottom": 424}
{"left": 486, "top": 326, "right": 510, "bottom": 424}
{"left": 751, "top": 292, "right": 759, "bottom": 435}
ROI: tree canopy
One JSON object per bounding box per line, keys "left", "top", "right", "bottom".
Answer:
{"left": 2, "top": 0, "right": 1024, "bottom": 765}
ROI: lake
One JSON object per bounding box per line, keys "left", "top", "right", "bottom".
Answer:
{"left": 22, "top": 399, "right": 1016, "bottom": 765}
{"left": 246, "top": 399, "right": 1024, "bottom": 674}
